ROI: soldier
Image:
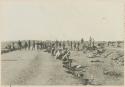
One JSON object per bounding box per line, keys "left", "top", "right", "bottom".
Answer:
{"left": 51, "top": 47, "right": 55, "bottom": 56}
{"left": 59, "top": 42, "right": 61, "bottom": 48}
{"left": 63, "top": 42, "right": 65, "bottom": 49}
{"left": 18, "top": 40, "right": 22, "bottom": 50}
{"left": 77, "top": 42, "right": 80, "bottom": 51}
{"left": 40, "top": 41, "right": 43, "bottom": 50}
{"left": 24, "top": 41, "right": 28, "bottom": 50}
{"left": 32, "top": 40, "right": 35, "bottom": 50}
{"left": 62, "top": 48, "right": 72, "bottom": 68}
{"left": 70, "top": 41, "right": 73, "bottom": 50}
{"left": 28, "top": 40, "right": 31, "bottom": 50}
{"left": 74, "top": 42, "right": 76, "bottom": 50}
{"left": 36, "top": 41, "right": 40, "bottom": 50}
{"left": 11, "top": 42, "right": 15, "bottom": 51}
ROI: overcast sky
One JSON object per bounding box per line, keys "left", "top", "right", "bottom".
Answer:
{"left": 0, "top": 0, "right": 124, "bottom": 41}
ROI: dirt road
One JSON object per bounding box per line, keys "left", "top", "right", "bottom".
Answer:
{"left": 1, "top": 50, "right": 124, "bottom": 85}
{"left": 1, "top": 50, "right": 82, "bottom": 85}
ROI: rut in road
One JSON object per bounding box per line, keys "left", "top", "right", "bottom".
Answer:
{"left": 11, "top": 54, "right": 41, "bottom": 85}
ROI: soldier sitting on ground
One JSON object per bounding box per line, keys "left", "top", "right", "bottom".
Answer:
{"left": 62, "top": 49, "right": 72, "bottom": 68}
{"left": 51, "top": 47, "right": 55, "bottom": 56}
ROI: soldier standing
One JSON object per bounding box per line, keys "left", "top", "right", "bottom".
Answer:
{"left": 28, "top": 40, "right": 31, "bottom": 50}
{"left": 70, "top": 41, "right": 73, "bottom": 50}
{"left": 74, "top": 42, "right": 76, "bottom": 50}
{"left": 63, "top": 42, "right": 65, "bottom": 49}
{"left": 18, "top": 40, "right": 22, "bottom": 50}
{"left": 11, "top": 42, "right": 15, "bottom": 51}
{"left": 77, "top": 42, "right": 80, "bottom": 51}
{"left": 32, "top": 40, "right": 35, "bottom": 50}
{"left": 24, "top": 41, "right": 28, "bottom": 50}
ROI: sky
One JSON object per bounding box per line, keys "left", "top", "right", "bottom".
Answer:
{"left": 0, "top": 0, "right": 124, "bottom": 41}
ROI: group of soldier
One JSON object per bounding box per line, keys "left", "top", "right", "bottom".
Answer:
{"left": 4, "top": 40, "right": 73, "bottom": 68}
{"left": 5, "top": 40, "right": 86, "bottom": 51}
{"left": 50, "top": 47, "right": 72, "bottom": 69}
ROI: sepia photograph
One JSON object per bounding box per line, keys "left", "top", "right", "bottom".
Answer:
{"left": 0, "top": 0, "right": 124, "bottom": 86}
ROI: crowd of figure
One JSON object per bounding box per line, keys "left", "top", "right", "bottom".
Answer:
{"left": 4, "top": 40, "right": 86, "bottom": 51}
{"left": 2, "top": 40, "right": 76, "bottom": 70}
{"left": 1, "top": 37, "right": 123, "bottom": 54}
{"left": 2, "top": 38, "right": 97, "bottom": 70}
